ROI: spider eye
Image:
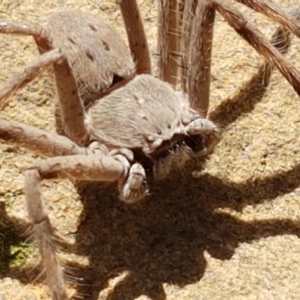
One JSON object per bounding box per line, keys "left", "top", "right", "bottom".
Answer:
{"left": 157, "top": 129, "right": 162, "bottom": 135}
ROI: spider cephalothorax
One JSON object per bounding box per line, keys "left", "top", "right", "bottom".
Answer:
{"left": 85, "top": 74, "right": 220, "bottom": 182}
{"left": 1, "top": 1, "right": 300, "bottom": 299}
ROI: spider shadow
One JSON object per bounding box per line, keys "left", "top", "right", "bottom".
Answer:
{"left": 62, "top": 66, "right": 300, "bottom": 299}
{"left": 0, "top": 202, "right": 37, "bottom": 279}
{"left": 210, "top": 63, "right": 269, "bottom": 128}
{"left": 68, "top": 163, "right": 300, "bottom": 300}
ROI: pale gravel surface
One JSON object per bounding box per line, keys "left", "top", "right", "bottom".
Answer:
{"left": 1, "top": 0, "right": 300, "bottom": 299}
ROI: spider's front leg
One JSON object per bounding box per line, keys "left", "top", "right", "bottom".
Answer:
{"left": 0, "top": 118, "right": 87, "bottom": 157}
{"left": 24, "top": 152, "right": 141, "bottom": 300}
{"left": 87, "top": 142, "right": 148, "bottom": 203}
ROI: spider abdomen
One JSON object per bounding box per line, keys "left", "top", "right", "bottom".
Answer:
{"left": 45, "top": 10, "right": 135, "bottom": 106}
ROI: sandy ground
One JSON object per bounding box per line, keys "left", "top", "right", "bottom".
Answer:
{"left": 1, "top": 0, "right": 300, "bottom": 299}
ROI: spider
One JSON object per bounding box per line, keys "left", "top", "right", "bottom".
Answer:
{"left": 1, "top": 0, "right": 300, "bottom": 299}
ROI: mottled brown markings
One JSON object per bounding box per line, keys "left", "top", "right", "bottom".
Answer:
{"left": 85, "top": 49, "right": 94, "bottom": 62}
{"left": 88, "top": 23, "right": 97, "bottom": 31}
{"left": 102, "top": 40, "right": 110, "bottom": 51}
{"left": 67, "top": 37, "right": 76, "bottom": 45}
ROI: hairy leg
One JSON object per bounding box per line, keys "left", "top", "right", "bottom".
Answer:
{"left": 0, "top": 48, "right": 87, "bottom": 145}
{"left": 0, "top": 119, "right": 87, "bottom": 157}
{"left": 0, "top": 19, "right": 52, "bottom": 54}
{"left": 0, "top": 49, "right": 63, "bottom": 109}
{"left": 187, "top": 0, "right": 215, "bottom": 118}
{"left": 118, "top": 0, "right": 151, "bottom": 74}
{"left": 184, "top": 1, "right": 300, "bottom": 117}
{"left": 212, "top": 0, "right": 300, "bottom": 96}
{"left": 24, "top": 154, "right": 125, "bottom": 300}
{"left": 180, "top": 0, "right": 196, "bottom": 93}
{"left": 24, "top": 150, "right": 148, "bottom": 298}
{"left": 262, "top": 24, "right": 291, "bottom": 86}
{"left": 51, "top": 58, "right": 87, "bottom": 145}
{"left": 261, "top": 7, "right": 300, "bottom": 85}
{"left": 157, "top": 0, "right": 180, "bottom": 86}
{"left": 236, "top": 0, "right": 300, "bottom": 38}
{"left": 0, "top": 19, "right": 43, "bottom": 36}
{"left": 0, "top": 18, "right": 88, "bottom": 145}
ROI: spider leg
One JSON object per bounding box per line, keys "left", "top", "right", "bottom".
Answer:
{"left": 157, "top": 0, "right": 180, "bottom": 86}
{"left": 0, "top": 49, "right": 63, "bottom": 109}
{"left": 0, "top": 45, "right": 87, "bottom": 145}
{"left": 185, "top": 0, "right": 215, "bottom": 118}
{"left": 180, "top": 0, "right": 196, "bottom": 94}
{"left": 0, "top": 18, "right": 89, "bottom": 145}
{"left": 24, "top": 150, "right": 147, "bottom": 298}
{"left": 235, "top": 1, "right": 300, "bottom": 86}
{"left": 0, "top": 118, "right": 86, "bottom": 157}
{"left": 261, "top": 7, "right": 300, "bottom": 85}
{"left": 0, "top": 19, "right": 43, "bottom": 36}
{"left": 51, "top": 57, "right": 87, "bottom": 145}
{"left": 261, "top": 24, "right": 291, "bottom": 86}
{"left": 24, "top": 154, "right": 125, "bottom": 300}
{"left": 0, "top": 19, "right": 52, "bottom": 52}
{"left": 212, "top": 0, "right": 300, "bottom": 96}
{"left": 117, "top": 0, "right": 151, "bottom": 74}
{"left": 236, "top": 0, "right": 300, "bottom": 38}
